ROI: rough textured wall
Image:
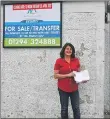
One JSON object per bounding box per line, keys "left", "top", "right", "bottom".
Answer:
{"left": 1, "top": 2, "right": 105, "bottom": 118}
{"left": 104, "top": 20, "right": 110, "bottom": 116}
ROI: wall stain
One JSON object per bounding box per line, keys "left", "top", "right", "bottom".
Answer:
{"left": 80, "top": 43, "right": 89, "bottom": 51}
{"left": 37, "top": 56, "right": 43, "bottom": 62}
{"left": 7, "top": 115, "right": 10, "bottom": 117}
{"left": 76, "top": 50, "right": 84, "bottom": 57}
{"left": 76, "top": 43, "right": 89, "bottom": 57}
{"left": 79, "top": 97, "right": 85, "bottom": 104}
{"left": 88, "top": 50, "right": 96, "bottom": 57}
{"left": 43, "top": 50, "right": 46, "bottom": 58}
{"left": 18, "top": 62, "right": 21, "bottom": 65}
{"left": 37, "top": 50, "right": 47, "bottom": 62}
{"left": 85, "top": 95, "right": 93, "bottom": 104}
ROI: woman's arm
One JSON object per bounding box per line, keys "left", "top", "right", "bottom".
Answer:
{"left": 54, "top": 70, "right": 75, "bottom": 79}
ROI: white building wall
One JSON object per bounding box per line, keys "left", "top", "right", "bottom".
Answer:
{"left": 1, "top": 2, "right": 105, "bottom": 118}
{"left": 104, "top": 13, "right": 110, "bottom": 116}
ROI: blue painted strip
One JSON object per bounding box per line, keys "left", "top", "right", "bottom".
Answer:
{"left": 5, "top": 34, "right": 60, "bottom": 38}
{"left": 5, "top": 21, "right": 60, "bottom": 25}
{"left": 5, "top": 25, "right": 60, "bottom": 32}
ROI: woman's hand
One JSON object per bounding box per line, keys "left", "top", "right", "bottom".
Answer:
{"left": 67, "top": 72, "right": 75, "bottom": 77}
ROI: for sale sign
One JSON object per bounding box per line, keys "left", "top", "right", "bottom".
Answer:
{"left": 3, "top": 2, "right": 62, "bottom": 48}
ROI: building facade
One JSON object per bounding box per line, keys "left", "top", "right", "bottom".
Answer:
{"left": 1, "top": 1, "right": 110, "bottom": 118}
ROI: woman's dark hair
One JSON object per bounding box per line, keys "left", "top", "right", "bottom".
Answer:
{"left": 60, "top": 43, "right": 75, "bottom": 58}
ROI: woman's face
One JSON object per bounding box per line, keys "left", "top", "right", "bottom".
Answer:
{"left": 64, "top": 45, "right": 72, "bottom": 57}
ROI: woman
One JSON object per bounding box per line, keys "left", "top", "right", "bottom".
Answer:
{"left": 54, "top": 43, "right": 81, "bottom": 119}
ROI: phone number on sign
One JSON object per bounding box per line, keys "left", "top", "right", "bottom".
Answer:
{"left": 8, "top": 39, "right": 56, "bottom": 45}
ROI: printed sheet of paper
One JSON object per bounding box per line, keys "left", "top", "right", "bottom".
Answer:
{"left": 73, "top": 70, "right": 90, "bottom": 83}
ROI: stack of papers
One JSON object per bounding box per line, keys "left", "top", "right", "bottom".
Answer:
{"left": 73, "top": 70, "right": 90, "bottom": 83}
